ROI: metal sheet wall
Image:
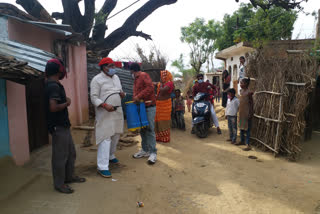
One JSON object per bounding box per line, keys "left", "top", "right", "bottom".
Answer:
{"left": 0, "top": 79, "right": 11, "bottom": 158}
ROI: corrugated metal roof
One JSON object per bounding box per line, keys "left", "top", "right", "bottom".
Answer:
{"left": 0, "top": 39, "right": 55, "bottom": 72}
{"left": 0, "top": 13, "right": 77, "bottom": 37}
{"left": 117, "top": 69, "right": 134, "bottom": 95}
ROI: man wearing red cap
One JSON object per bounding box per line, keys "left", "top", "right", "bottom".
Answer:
{"left": 44, "top": 59, "right": 85, "bottom": 194}
{"left": 90, "top": 57, "right": 125, "bottom": 178}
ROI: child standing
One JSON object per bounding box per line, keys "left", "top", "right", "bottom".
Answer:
{"left": 225, "top": 88, "right": 240, "bottom": 144}
{"left": 215, "top": 85, "right": 221, "bottom": 103}
{"left": 235, "top": 78, "right": 254, "bottom": 151}
{"left": 173, "top": 89, "right": 186, "bottom": 131}
{"left": 186, "top": 89, "right": 193, "bottom": 113}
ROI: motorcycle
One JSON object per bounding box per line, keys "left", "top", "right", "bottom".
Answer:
{"left": 192, "top": 92, "right": 212, "bottom": 138}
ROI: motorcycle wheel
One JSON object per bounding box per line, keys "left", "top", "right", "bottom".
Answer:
{"left": 195, "top": 122, "right": 209, "bottom": 138}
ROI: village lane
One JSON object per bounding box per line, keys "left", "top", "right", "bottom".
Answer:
{"left": 1, "top": 104, "right": 320, "bottom": 214}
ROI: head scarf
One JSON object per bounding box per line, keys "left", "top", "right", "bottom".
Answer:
{"left": 160, "top": 70, "right": 173, "bottom": 83}
{"left": 47, "top": 58, "right": 67, "bottom": 79}
{"left": 157, "top": 70, "right": 174, "bottom": 96}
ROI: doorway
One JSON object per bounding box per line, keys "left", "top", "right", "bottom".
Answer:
{"left": 0, "top": 79, "right": 11, "bottom": 158}
{"left": 26, "top": 79, "right": 49, "bottom": 152}
{"left": 233, "top": 65, "right": 238, "bottom": 94}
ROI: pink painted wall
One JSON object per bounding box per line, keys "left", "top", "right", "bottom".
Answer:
{"left": 61, "top": 44, "right": 89, "bottom": 125}
{"left": 8, "top": 18, "right": 89, "bottom": 125}
{"left": 8, "top": 18, "right": 63, "bottom": 52}
{"left": 6, "top": 81, "right": 30, "bottom": 165}
{"left": 6, "top": 18, "right": 89, "bottom": 165}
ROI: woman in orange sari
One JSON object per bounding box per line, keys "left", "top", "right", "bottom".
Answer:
{"left": 155, "top": 70, "right": 175, "bottom": 143}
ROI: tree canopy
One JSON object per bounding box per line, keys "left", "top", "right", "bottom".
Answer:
{"left": 235, "top": 0, "right": 308, "bottom": 11}
{"left": 179, "top": 3, "right": 298, "bottom": 75}
{"left": 180, "top": 18, "right": 220, "bottom": 74}
{"left": 214, "top": 3, "right": 298, "bottom": 51}
{"left": 171, "top": 54, "right": 196, "bottom": 80}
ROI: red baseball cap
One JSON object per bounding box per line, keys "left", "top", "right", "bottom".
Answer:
{"left": 98, "top": 57, "right": 114, "bottom": 66}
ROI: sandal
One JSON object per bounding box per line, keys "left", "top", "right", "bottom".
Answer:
{"left": 65, "top": 176, "right": 86, "bottom": 183}
{"left": 55, "top": 184, "right": 74, "bottom": 194}
{"left": 217, "top": 128, "right": 222, "bottom": 135}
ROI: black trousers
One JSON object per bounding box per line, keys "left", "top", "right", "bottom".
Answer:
{"left": 51, "top": 126, "right": 76, "bottom": 188}
{"left": 222, "top": 92, "right": 228, "bottom": 108}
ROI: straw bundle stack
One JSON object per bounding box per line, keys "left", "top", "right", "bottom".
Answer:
{"left": 246, "top": 47, "right": 317, "bottom": 159}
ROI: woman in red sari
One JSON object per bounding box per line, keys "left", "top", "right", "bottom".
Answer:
{"left": 155, "top": 70, "right": 175, "bottom": 143}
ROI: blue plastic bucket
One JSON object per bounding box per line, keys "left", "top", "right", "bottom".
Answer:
{"left": 138, "top": 102, "right": 149, "bottom": 127}
{"left": 125, "top": 101, "right": 149, "bottom": 131}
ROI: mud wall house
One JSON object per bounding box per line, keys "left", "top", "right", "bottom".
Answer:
{"left": 205, "top": 69, "right": 223, "bottom": 90}
{"left": 216, "top": 39, "right": 318, "bottom": 158}
{"left": 0, "top": 14, "right": 89, "bottom": 165}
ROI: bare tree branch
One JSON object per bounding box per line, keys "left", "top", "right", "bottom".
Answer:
{"left": 93, "top": 0, "right": 178, "bottom": 56}
{"left": 57, "top": 0, "right": 95, "bottom": 40}
{"left": 133, "top": 31, "right": 152, "bottom": 40}
{"left": 0, "top": 3, "right": 37, "bottom": 21}
{"left": 16, "top": 0, "right": 55, "bottom": 23}
{"left": 60, "top": 0, "right": 82, "bottom": 27}
{"left": 92, "top": 0, "right": 117, "bottom": 43}
{"left": 52, "top": 12, "right": 64, "bottom": 20}
{"left": 83, "top": 0, "right": 95, "bottom": 38}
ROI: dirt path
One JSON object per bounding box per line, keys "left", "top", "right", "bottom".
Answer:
{"left": 1, "top": 104, "right": 320, "bottom": 214}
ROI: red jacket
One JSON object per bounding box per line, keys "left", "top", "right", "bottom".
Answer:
{"left": 133, "top": 72, "right": 156, "bottom": 106}
{"left": 193, "top": 82, "right": 216, "bottom": 103}
{"left": 192, "top": 82, "right": 216, "bottom": 97}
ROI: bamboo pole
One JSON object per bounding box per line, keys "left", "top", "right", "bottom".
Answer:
{"left": 274, "top": 96, "right": 283, "bottom": 156}
{"left": 284, "top": 113, "right": 296, "bottom": 117}
{"left": 254, "top": 91, "right": 283, "bottom": 95}
{"left": 285, "top": 82, "right": 306, "bottom": 86}
{"left": 254, "top": 114, "right": 282, "bottom": 123}
{"left": 250, "top": 137, "right": 278, "bottom": 153}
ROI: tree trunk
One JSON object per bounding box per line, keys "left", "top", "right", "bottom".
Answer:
{"left": 0, "top": 3, "right": 37, "bottom": 21}
{"left": 53, "top": 0, "right": 95, "bottom": 40}
{"left": 91, "top": 0, "right": 177, "bottom": 56}
{"left": 16, "top": 0, "right": 55, "bottom": 23}
{"left": 91, "top": 0, "right": 117, "bottom": 44}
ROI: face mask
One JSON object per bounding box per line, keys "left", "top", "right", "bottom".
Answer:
{"left": 198, "top": 79, "right": 204, "bottom": 84}
{"left": 107, "top": 68, "right": 118, "bottom": 76}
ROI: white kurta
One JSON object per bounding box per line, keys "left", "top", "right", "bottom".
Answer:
{"left": 90, "top": 72, "right": 124, "bottom": 145}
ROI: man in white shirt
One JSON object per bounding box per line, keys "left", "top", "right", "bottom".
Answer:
{"left": 226, "top": 88, "right": 240, "bottom": 144}
{"left": 238, "top": 56, "right": 246, "bottom": 95}
{"left": 90, "top": 57, "right": 125, "bottom": 178}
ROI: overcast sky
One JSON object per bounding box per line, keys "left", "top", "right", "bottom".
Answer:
{"left": 2, "top": 0, "right": 319, "bottom": 72}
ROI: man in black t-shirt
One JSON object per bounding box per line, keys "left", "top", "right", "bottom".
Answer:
{"left": 44, "top": 59, "right": 85, "bottom": 194}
